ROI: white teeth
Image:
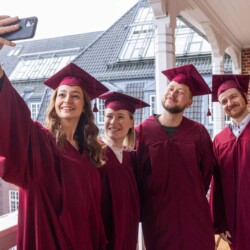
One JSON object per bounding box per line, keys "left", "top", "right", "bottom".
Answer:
{"left": 109, "top": 128, "right": 119, "bottom": 131}
{"left": 61, "top": 107, "right": 73, "bottom": 110}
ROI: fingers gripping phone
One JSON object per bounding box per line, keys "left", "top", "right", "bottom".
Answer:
{"left": 1, "top": 16, "right": 38, "bottom": 41}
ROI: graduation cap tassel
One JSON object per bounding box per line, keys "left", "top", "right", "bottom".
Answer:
{"left": 207, "top": 95, "right": 212, "bottom": 116}
{"left": 138, "top": 105, "right": 144, "bottom": 142}
{"left": 138, "top": 122, "right": 144, "bottom": 142}
{"left": 93, "top": 102, "right": 99, "bottom": 112}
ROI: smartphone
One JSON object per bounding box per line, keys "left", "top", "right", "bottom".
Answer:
{"left": 1, "top": 16, "right": 38, "bottom": 41}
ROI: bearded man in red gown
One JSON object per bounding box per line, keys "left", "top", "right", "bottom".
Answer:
{"left": 210, "top": 74, "right": 250, "bottom": 250}
{"left": 135, "top": 64, "right": 215, "bottom": 250}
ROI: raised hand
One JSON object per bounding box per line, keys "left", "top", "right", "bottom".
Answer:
{"left": 0, "top": 15, "right": 20, "bottom": 48}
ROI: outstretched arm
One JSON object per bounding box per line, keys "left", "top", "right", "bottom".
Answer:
{"left": 0, "top": 16, "right": 34, "bottom": 186}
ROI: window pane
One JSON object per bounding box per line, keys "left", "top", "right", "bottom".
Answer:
{"left": 119, "top": 6, "right": 154, "bottom": 61}
{"left": 9, "top": 190, "right": 19, "bottom": 212}
{"left": 97, "top": 99, "right": 105, "bottom": 124}
{"left": 150, "top": 95, "right": 155, "bottom": 115}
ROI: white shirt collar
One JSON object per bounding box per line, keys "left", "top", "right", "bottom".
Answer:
{"left": 231, "top": 112, "right": 250, "bottom": 137}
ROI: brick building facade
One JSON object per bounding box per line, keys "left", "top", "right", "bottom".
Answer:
{"left": 242, "top": 48, "right": 250, "bottom": 107}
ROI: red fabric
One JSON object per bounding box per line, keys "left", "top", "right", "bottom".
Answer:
{"left": 212, "top": 74, "right": 250, "bottom": 102}
{"left": 217, "top": 80, "right": 241, "bottom": 97}
{"left": 162, "top": 64, "right": 211, "bottom": 96}
{"left": 0, "top": 76, "right": 106, "bottom": 250}
{"left": 59, "top": 76, "right": 85, "bottom": 88}
{"left": 99, "top": 146, "right": 140, "bottom": 250}
{"left": 210, "top": 124, "right": 250, "bottom": 250}
{"left": 98, "top": 91, "right": 150, "bottom": 114}
{"left": 44, "top": 63, "right": 109, "bottom": 100}
{"left": 135, "top": 115, "right": 215, "bottom": 250}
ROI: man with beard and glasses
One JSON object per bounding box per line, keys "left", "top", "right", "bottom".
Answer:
{"left": 134, "top": 64, "right": 215, "bottom": 250}
{"left": 209, "top": 74, "right": 250, "bottom": 250}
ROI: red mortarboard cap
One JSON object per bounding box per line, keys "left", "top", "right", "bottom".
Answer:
{"left": 162, "top": 64, "right": 211, "bottom": 96}
{"left": 44, "top": 63, "right": 109, "bottom": 100}
{"left": 212, "top": 74, "right": 250, "bottom": 102}
{"left": 98, "top": 91, "right": 150, "bottom": 114}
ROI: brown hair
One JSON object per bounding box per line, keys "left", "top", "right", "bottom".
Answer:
{"left": 45, "top": 88, "right": 104, "bottom": 167}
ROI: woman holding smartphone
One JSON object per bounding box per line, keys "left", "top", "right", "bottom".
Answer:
{"left": 0, "top": 19, "right": 109, "bottom": 249}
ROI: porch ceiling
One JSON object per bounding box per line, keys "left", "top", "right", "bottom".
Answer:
{"left": 159, "top": 0, "right": 250, "bottom": 50}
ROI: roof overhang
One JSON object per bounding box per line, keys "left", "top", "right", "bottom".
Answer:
{"left": 150, "top": 0, "right": 250, "bottom": 50}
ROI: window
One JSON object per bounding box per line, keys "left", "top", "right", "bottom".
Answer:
{"left": 175, "top": 19, "right": 211, "bottom": 55}
{"left": 96, "top": 99, "right": 105, "bottom": 124}
{"left": 208, "top": 95, "right": 231, "bottom": 124}
{"left": 10, "top": 55, "right": 76, "bottom": 80}
{"left": 9, "top": 190, "right": 19, "bottom": 212}
{"left": 119, "top": 6, "right": 155, "bottom": 61}
{"left": 225, "top": 114, "right": 231, "bottom": 124}
{"left": 8, "top": 45, "right": 23, "bottom": 56}
{"left": 30, "top": 102, "right": 41, "bottom": 120}
{"left": 9, "top": 48, "right": 80, "bottom": 81}
{"left": 149, "top": 95, "right": 155, "bottom": 115}
{"left": 119, "top": 9, "right": 211, "bottom": 61}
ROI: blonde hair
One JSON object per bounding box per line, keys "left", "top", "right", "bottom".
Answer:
{"left": 102, "top": 111, "right": 135, "bottom": 151}
{"left": 122, "top": 112, "right": 135, "bottom": 151}
{"left": 45, "top": 87, "right": 104, "bottom": 168}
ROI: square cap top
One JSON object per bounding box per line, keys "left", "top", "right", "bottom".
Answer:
{"left": 44, "top": 63, "right": 109, "bottom": 100}
{"left": 212, "top": 74, "right": 250, "bottom": 102}
{"left": 98, "top": 91, "right": 150, "bottom": 114}
{"left": 162, "top": 64, "right": 211, "bottom": 96}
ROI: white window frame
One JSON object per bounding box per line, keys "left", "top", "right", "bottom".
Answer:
{"left": 209, "top": 96, "right": 231, "bottom": 124}
{"left": 30, "top": 102, "right": 41, "bottom": 120}
{"left": 8, "top": 45, "right": 23, "bottom": 56}
{"left": 149, "top": 94, "right": 155, "bottom": 115}
{"left": 9, "top": 190, "right": 19, "bottom": 212}
{"left": 96, "top": 99, "right": 105, "bottom": 124}
{"left": 119, "top": 6, "right": 155, "bottom": 61}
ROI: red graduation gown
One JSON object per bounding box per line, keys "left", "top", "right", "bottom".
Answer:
{"left": 210, "top": 123, "right": 250, "bottom": 250}
{"left": 99, "top": 146, "right": 140, "bottom": 250}
{"left": 0, "top": 75, "right": 106, "bottom": 250}
{"left": 135, "top": 115, "right": 215, "bottom": 250}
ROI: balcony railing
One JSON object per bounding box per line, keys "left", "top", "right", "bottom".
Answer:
{"left": 0, "top": 213, "right": 229, "bottom": 250}
{"left": 0, "top": 211, "right": 17, "bottom": 250}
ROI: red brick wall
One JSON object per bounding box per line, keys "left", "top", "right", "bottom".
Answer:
{"left": 242, "top": 48, "right": 250, "bottom": 107}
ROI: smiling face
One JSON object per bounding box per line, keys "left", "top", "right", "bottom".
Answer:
{"left": 55, "top": 85, "right": 84, "bottom": 123}
{"left": 161, "top": 81, "right": 193, "bottom": 114}
{"left": 218, "top": 88, "right": 248, "bottom": 119}
{"left": 104, "top": 108, "right": 134, "bottom": 146}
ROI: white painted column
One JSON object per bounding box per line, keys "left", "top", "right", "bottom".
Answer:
{"left": 154, "top": 17, "right": 176, "bottom": 114}
{"left": 212, "top": 54, "right": 225, "bottom": 137}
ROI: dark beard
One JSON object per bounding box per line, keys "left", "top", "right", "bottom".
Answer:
{"left": 227, "top": 104, "right": 247, "bottom": 119}
{"left": 162, "top": 100, "right": 186, "bottom": 114}
{"left": 164, "top": 105, "right": 186, "bottom": 114}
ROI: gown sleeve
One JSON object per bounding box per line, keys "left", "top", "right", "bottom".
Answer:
{"left": 209, "top": 140, "right": 228, "bottom": 234}
{"left": 0, "top": 72, "right": 34, "bottom": 186}
{"left": 197, "top": 125, "right": 215, "bottom": 193}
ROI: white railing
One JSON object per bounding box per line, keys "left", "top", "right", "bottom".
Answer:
{"left": 0, "top": 212, "right": 17, "bottom": 250}
{"left": 0, "top": 212, "right": 142, "bottom": 250}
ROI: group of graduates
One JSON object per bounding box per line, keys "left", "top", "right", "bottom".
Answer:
{"left": 0, "top": 15, "right": 249, "bottom": 250}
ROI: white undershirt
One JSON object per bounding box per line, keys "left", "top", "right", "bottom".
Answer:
{"left": 110, "top": 146, "right": 123, "bottom": 163}
{"left": 102, "top": 138, "right": 124, "bottom": 163}
{"left": 231, "top": 112, "right": 250, "bottom": 138}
